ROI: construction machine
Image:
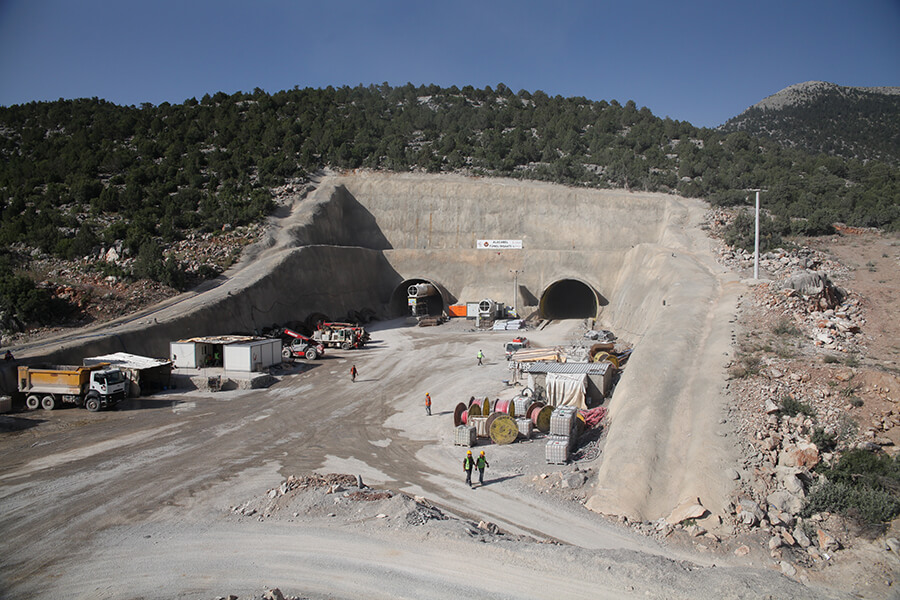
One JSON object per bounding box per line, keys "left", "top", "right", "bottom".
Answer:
{"left": 19, "top": 363, "right": 127, "bottom": 411}
{"left": 280, "top": 328, "right": 325, "bottom": 361}
{"left": 313, "top": 322, "right": 369, "bottom": 350}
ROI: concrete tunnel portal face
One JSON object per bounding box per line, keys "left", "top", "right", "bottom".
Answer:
{"left": 539, "top": 279, "right": 599, "bottom": 320}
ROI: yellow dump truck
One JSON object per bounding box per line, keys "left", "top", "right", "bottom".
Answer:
{"left": 18, "top": 364, "right": 127, "bottom": 412}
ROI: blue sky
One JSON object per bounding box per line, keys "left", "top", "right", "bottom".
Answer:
{"left": 1, "top": 0, "right": 898, "bottom": 128}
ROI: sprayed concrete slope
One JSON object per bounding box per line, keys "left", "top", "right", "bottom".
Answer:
{"left": 10, "top": 171, "right": 742, "bottom": 524}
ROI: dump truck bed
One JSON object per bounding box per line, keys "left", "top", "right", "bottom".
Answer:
{"left": 17, "top": 364, "right": 104, "bottom": 393}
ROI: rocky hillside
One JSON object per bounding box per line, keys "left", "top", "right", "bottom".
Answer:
{"left": 720, "top": 81, "right": 900, "bottom": 165}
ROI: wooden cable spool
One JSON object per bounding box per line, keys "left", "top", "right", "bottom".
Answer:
{"left": 574, "top": 411, "right": 586, "bottom": 438}
{"left": 495, "top": 398, "right": 513, "bottom": 417}
{"left": 533, "top": 405, "right": 554, "bottom": 433}
{"left": 470, "top": 401, "right": 482, "bottom": 418}
{"left": 489, "top": 413, "right": 519, "bottom": 445}
{"left": 454, "top": 402, "right": 467, "bottom": 427}
{"left": 484, "top": 411, "right": 500, "bottom": 436}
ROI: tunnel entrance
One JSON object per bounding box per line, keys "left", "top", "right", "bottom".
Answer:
{"left": 539, "top": 279, "right": 599, "bottom": 320}
{"left": 389, "top": 278, "right": 446, "bottom": 318}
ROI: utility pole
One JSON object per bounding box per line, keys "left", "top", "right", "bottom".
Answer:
{"left": 747, "top": 189, "right": 763, "bottom": 280}
{"left": 509, "top": 269, "right": 523, "bottom": 317}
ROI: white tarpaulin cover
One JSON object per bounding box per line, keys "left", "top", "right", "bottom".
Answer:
{"left": 545, "top": 372, "right": 588, "bottom": 409}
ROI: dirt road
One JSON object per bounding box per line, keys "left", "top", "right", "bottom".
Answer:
{"left": 0, "top": 319, "right": 840, "bottom": 599}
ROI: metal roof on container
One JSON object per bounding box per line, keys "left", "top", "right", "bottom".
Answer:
{"left": 174, "top": 335, "right": 262, "bottom": 345}
{"left": 515, "top": 361, "right": 611, "bottom": 375}
{"left": 84, "top": 352, "right": 172, "bottom": 370}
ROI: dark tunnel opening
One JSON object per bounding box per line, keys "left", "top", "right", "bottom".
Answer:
{"left": 539, "top": 279, "right": 599, "bottom": 320}
{"left": 389, "top": 279, "right": 446, "bottom": 318}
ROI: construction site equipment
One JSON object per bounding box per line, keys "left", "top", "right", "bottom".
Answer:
{"left": 494, "top": 398, "right": 514, "bottom": 416}
{"left": 280, "top": 328, "right": 325, "bottom": 360}
{"left": 448, "top": 304, "right": 467, "bottom": 318}
{"left": 489, "top": 414, "right": 519, "bottom": 445}
{"left": 478, "top": 299, "right": 502, "bottom": 319}
{"left": 591, "top": 351, "right": 620, "bottom": 369}
{"left": 525, "top": 401, "right": 544, "bottom": 422}
{"left": 455, "top": 425, "right": 476, "bottom": 447}
{"left": 516, "top": 417, "right": 533, "bottom": 439}
{"left": 550, "top": 406, "right": 578, "bottom": 436}
{"left": 407, "top": 283, "right": 438, "bottom": 317}
{"left": 510, "top": 347, "right": 566, "bottom": 363}
{"left": 545, "top": 439, "right": 569, "bottom": 464}
{"left": 313, "top": 322, "right": 369, "bottom": 350}
{"left": 416, "top": 316, "right": 444, "bottom": 327}
{"left": 453, "top": 402, "right": 468, "bottom": 427}
{"left": 532, "top": 405, "right": 554, "bottom": 433}
{"left": 580, "top": 406, "right": 608, "bottom": 429}
{"left": 513, "top": 396, "right": 533, "bottom": 417}
{"left": 493, "top": 319, "right": 525, "bottom": 331}
{"left": 407, "top": 283, "right": 437, "bottom": 298}
{"left": 470, "top": 416, "right": 488, "bottom": 438}
{"left": 504, "top": 337, "right": 528, "bottom": 360}
{"left": 467, "top": 399, "right": 481, "bottom": 417}
{"left": 468, "top": 397, "right": 489, "bottom": 416}
{"left": 484, "top": 412, "right": 501, "bottom": 436}
{"left": 18, "top": 364, "right": 127, "bottom": 412}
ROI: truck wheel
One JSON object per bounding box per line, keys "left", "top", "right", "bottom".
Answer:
{"left": 305, "top": 347, "right": 318, "bottom": 360}
{"left": 341, "top": 341, "right": 351, "bottom": 350}
{"left": 85, "top": 396, "right": 101, "bottom": 412}
{"left": 26, "top": 395, "right": 40, "bottom": 410}
{"left": 282, "top": 347, "right": 292, "bottom": 360}
{"left": 41, "top": 395, "right": 57, "bottom": 410}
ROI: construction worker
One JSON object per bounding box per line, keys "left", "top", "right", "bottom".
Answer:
{"left": 463, "top": 450, "right": 475, "bottom": 487}
{"left": 476, "top": 450, "right": 489, "bottom": 486}
{"left": 476, "top": 349, "right": 484, "bottom": 366}
{"left": 424, "top": 393, "right": 432, "bottom": 416}
{"left": 350, "top": 364, "right": 358, "bottom": 382}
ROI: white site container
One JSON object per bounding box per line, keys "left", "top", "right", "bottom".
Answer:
{"left": 170, "top": 341, "right": 203, "bottom": 369}
{"left": 224, "top": 338, "right": 281, "bottom": 372}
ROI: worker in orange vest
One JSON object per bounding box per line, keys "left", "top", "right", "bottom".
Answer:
{"left": 424, "top": 393, "right": 432, "bottom": 416}
{"left": 350, "top": 364, "right": 358, "bottom": 382}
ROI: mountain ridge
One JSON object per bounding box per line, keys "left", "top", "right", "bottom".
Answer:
{"left": 721, "top": 80, "right": 900, "bottom": 165}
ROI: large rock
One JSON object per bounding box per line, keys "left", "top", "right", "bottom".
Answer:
{"left": 775, "top": 466, "right": 807, "bottom": 496}
{"left": 778, "top": 442, "right": 819, "bottom": 469}
{"left": 816, "top": 529, "right": 841, "bottom": 552}
{"left": 794, "top": 526, "right": 812, "bottom": 548}
{"left": 783, "top": 270, "right": 829, "bottom": 296}
{"left": 665, "top": 498, "right": 708, "bottom": 525}
{"left": 737, "top": 499, "right": 765, "bottom": 526}
{"left": 768, "top": 490, "right": 804, "bottom": 516}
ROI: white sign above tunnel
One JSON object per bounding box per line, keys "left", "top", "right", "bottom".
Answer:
{"left": 477, "top": 239, "right": 523, "bottom": 249}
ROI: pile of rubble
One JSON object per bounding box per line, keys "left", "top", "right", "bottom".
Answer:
{"left": 699, "top": 210, "right": 900, "bottom": 581}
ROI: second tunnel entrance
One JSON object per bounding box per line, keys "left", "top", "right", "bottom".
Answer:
{"left": 539, "top": 279, "right": 599, "bottom": 320}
